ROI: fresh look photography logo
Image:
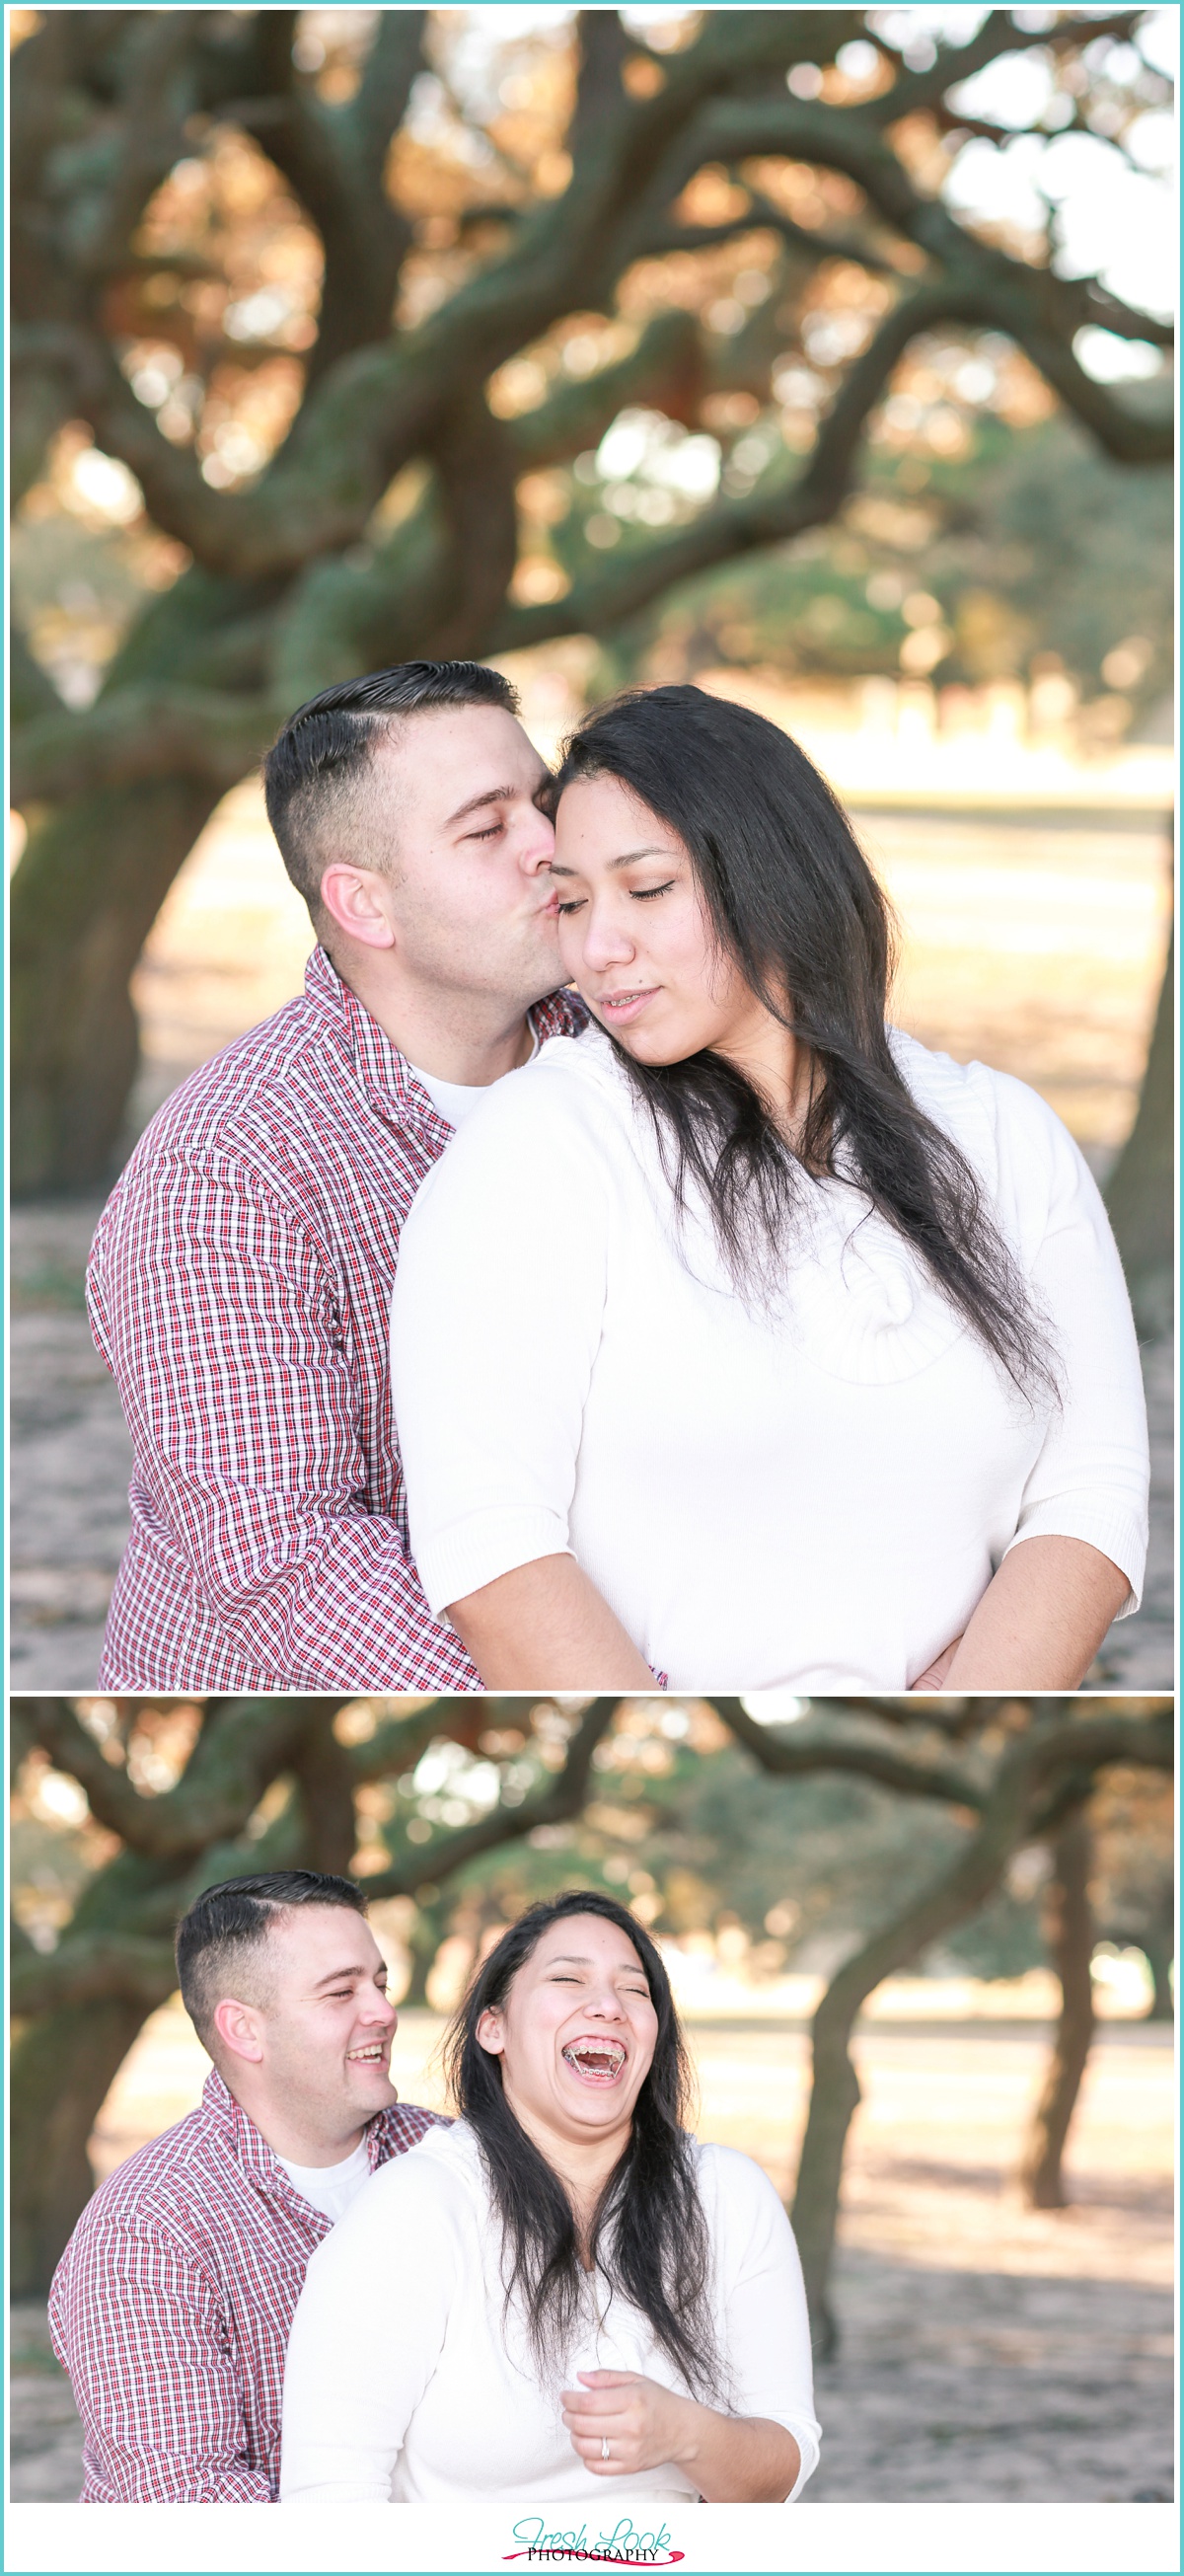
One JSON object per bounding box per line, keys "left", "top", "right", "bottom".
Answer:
{"left": 502, "top": 2513, "right": 686, "bottom": 2565}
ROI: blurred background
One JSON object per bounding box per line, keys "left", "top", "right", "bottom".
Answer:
{"left": 9, "top": 5, "right": 1175, "bottom": 1686}
{"left": 10, "top": 1689, "right": 1174, "bottom": 2504}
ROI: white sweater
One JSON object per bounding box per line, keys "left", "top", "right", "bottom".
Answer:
{"left": 389, "top": 1024, "right": 1148, "bottom": 1691}
{"left": 279, "top": 2121, "right": 820, "bottom": 2505}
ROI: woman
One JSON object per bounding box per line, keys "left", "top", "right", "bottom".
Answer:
{"left": 279, "top": 1892, "right": 820, "bottom": 2503}
{"left": 389, "top": 685, "right": 1148, "bottom": 1692}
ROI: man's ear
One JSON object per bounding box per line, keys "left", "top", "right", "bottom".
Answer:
{"left": 212, "top": 1996, "right": 267, "bottom": 2066}
{"left": 319, "top": 861, "right": 398, "bottom": 951}
{"left": 476, "top": 2007, "right": 506, "bottom": 2057}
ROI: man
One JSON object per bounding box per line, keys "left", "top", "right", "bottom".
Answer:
{"left": 87, "top": 659, "right": 584, "bottom": 1691}
{"left": 49, "top": 1869, "right": 443, "bottom": 2503}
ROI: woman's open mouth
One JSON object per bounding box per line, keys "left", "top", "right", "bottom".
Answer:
{"left": 595, "top": 989, "right": 659, "bottom": 1026}
{"left": 560, "top": 2038, "right": 627, "bottom": 2086}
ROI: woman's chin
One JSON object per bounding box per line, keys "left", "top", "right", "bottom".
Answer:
{"left": 593, "top": 1014, "right": 692, "bottom": 1068}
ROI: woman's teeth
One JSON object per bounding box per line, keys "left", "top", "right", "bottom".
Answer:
{"left": 561, "top": 2040, "right": 626, "bottom": 2084}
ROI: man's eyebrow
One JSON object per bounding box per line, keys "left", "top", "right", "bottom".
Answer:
{"left": 444, "top": 784, "right": 520, "bottom": 827}
{"left": 310, "top": 1963, "right": 378, "bottom": 1989}
{"left": 550, "top": 846, "right": 673, "bottom": 877}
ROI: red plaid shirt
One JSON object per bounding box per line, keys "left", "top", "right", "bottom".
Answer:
{"left": 87, "top": 947, "right": 584, "bottom": 1690}
{"left": 47, "top": 2067, "right": 444, "bottom": 2502}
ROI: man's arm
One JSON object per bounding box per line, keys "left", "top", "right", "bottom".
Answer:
{"left": 50, "top": 2225, "right": 274, "bottom": 2503}
{"left": 88, "top": 1152, "right": 479, "bottom": 1690}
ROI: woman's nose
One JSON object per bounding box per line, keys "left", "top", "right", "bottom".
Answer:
{"left": 579, "top": 902, "right": 634, "bottom": 971}
{"left": 586, "top": 1989, "right": 626, "bottom": 2019}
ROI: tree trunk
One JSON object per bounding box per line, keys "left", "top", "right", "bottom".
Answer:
{"left": 10, "top": 775, "right": 225, "bottom": 1195}
{"left": 10, "top": 1995, "right": 162, "bottom": 2297}
{"left": 1105, "top": 918, "right": 1174, "bottom": 1337}
{"left": 790, "top": 1787, "right": 1052, "bottom": 2356}
{"left": 1142, "top": 1926, "right": 1174, "bottom": 2021}
{"left": 1019, "top": 1814, "right": 1096, "bottom": 2209}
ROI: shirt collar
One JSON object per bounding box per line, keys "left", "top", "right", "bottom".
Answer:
{"left": 303, "top": 944, "right": 587, "bottom": 1130}
{"left": 201, "top": 2063, "right": 389, "bottom": 2199}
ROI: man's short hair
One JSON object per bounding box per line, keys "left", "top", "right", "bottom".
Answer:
{"left": 261, "top": 660, "right": 520, "bottom": 920}
{"left": 175, "top": 1869, "right": 367, "bottom": 2048}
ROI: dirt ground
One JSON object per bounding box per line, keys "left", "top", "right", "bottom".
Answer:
{"left": 8, "top": 790, "right": 1175, "bottom": 1691}
{"left": 11, "top": 2005, "right": 1173, "bottom": 2505}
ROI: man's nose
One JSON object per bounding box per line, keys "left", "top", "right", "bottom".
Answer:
{"left": 519, "top": 807, "right": 556, "bottom": 872}
{"left": 363, "top": 1990, "right": 399, "bottom": 2030}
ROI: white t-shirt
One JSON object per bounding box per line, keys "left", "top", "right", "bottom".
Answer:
{"left": 277, "top": 2138, "right": 372, "bottom": 2226}
{"left": 279, "top": 2119, "right": 820, "bottom": 2504}
{"left": 389, "top": 1023, "right": 1148, "bottom": 1690}
{"left": 406, "top": 1032, "right": 540, "bottom": 1131}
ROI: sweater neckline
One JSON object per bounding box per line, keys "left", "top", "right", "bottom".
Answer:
{"left": 539, "top": 1023, "right": 1007, "bottom": 1388}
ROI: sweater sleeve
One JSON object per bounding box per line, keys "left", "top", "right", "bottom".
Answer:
{"left": 702, "top": 2147, "right": 822, "bottom": 2500}
{"left": 279, "top": 2154, "right": 460, "bottom": 2505}
{"left": 992, "top": 1076, "right": 1149, "bottom": 1612}
{"left": 389, "top": 1063, "right": 613, "bottom": 1616}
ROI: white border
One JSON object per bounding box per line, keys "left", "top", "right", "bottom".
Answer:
{"left": 3, "top": 2499, "right": 1181, "bottom": 2576}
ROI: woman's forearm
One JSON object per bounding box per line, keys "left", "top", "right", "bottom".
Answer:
{"left": 448, "top": 1554, "right": 656, "bottom": 1688}
{"left": 681, "top": 2405, "right": 800, "bottom": 2503}
{"left": 941, "top": 1535, "right": 1131, "bottom": 1690}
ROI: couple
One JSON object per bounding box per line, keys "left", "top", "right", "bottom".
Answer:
{"left": 50, "top": 1871, "right": 819, "bottom": 2504}
{"left": 88, "top": 660, "right": 1149, "bottom": 1692}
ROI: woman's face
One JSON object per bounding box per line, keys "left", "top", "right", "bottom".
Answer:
{"left": 551, "top": 771, "right": 772, "bottom": 1067}
{"left": 477, "top": 1914, "right": 660, "bottom": 2147}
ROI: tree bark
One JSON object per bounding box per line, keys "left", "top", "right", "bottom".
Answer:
{"left": 1142, "top": 1926, "right": 1175, "bottom": 2021}
{"left": 1105, "top": 919, "right": 1175, "bottom": 1336}
{"left": 1019, "top": 1813, "right": 1096, "bottom": 2209}
{"left": 11, "top": 776, "right": 226, "bottom": 1195}
{"left": 10, "top": 1996, "right": 164, "bottom": 2298}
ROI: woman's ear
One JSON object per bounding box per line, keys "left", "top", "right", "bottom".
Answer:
{"left": 476, "top": 2007, "right": 505, "bottom": 2056}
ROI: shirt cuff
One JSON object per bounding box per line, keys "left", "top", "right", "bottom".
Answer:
{"left": 1002, "top": 1500, "right": 1148, "bottom": 1620}
{"left": 413, "top": 1510, "right": 572, "bottom": 1618}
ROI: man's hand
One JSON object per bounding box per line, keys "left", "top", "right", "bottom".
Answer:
{"left": 560, "top": 2370, "right": 698, "bottom": 2478}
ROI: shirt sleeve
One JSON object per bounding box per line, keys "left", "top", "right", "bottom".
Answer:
{"left": 48, "top": 2223, "right": 273, "bottom": 2504}
{"left": 701, "top": 2148, "right": 821, "bottom": 2500}
{"left": 389, "top": 1071, "right": 613, "bottom": 1616}
{"left": 87, "top": 1149, "right": 479, "bottom": 1690}
{"left": 280, "top": 2156, "right": 459, "bottom": 2504}
{"left": 993, "top": 1079, "right": 1150, "bottom": 1613}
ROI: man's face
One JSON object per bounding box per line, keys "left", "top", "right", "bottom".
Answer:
{"left": 248, "top": 1906, "right": 400, "bottom": 2150}
{"left": 353, "top": 703, "right": 561, "bottom": 1010}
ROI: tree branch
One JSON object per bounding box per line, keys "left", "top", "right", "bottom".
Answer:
{"left": 12, "top": 1696, "right": 338, "bottom": 1860}
{"left": 507, "top": 307, "right": 705, "bottom": 469}
{"left": 360, "top": 1697, "right": 624, "bottom": 1901}
{"left": 492, "top": 276, "right": 956, "bottom": 650}
{"left": 709, "top": 1696, "right": 987, "bottom": 1808}
{"left": 10, "top": 683, "right": 276, "bottom": 804}
{"left": 12, "top": 1935, "right": 179, "bottom": 2018}
{"left": 864, "top": 9, "right": 1147, "bottom": 130}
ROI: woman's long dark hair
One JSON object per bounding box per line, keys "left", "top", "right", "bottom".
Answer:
{"left": 550, "top": 684, "right": 1053, "bottom": 1395}
{"left": 443, "top": 1889, "right": 720, "bottom": 2398}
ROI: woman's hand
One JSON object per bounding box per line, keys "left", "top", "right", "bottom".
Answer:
{"left": 560, "top": 2370, "right": 697, "bottom": 2479}
{"left": 909, "top": 1635, "right": 964, "bottom": 1692}
{"left": 560, "top": 2370, "right": 801, "bottom": 2502}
